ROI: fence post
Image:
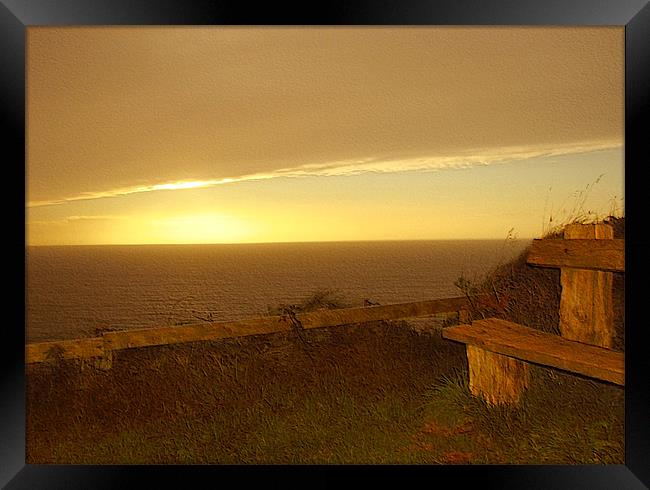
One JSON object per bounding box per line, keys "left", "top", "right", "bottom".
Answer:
{"left": 458, "top": 308, "right": 470, "bottom": 324}
{"left": 93, "top": 349, "right": 113, "bottom": 371}
{"left": 559, "top": 223, "right": 615, "bottom": 348}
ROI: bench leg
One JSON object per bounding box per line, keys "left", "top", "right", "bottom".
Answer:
{"left": 466, "top": 346, "right": 530, "bottom": 406}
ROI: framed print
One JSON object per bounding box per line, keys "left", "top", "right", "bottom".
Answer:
{"left": 3, "top": 0, "right": 649, "bottom": 488}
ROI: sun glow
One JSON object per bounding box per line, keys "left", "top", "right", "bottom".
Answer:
{"left": 149, "top": 214, "right": 253, "bottom": 244}
{"left": 105, "top": 213, "right": 254, "bottom": 245}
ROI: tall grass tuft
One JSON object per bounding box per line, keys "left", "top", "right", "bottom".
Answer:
{"left": 266, "top": 288, "right": 349, "bottom": 316}
{"left": 541, "top": 175, "right": 623, "bottom": 238}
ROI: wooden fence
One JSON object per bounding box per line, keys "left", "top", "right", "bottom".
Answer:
{"left": 26, "top": 295, "right": 475, "bottom": 369}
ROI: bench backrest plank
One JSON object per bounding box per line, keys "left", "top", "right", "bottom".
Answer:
{"left": 526, "top": 238, "right": 624, "bottom": 272}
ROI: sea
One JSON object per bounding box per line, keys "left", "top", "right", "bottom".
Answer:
{"left": 25, "top": 239, "right": 530, "bottom": 343}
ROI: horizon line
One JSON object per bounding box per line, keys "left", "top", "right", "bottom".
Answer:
{"left": 26, "top": 237, "right": 537, "bottom": 247}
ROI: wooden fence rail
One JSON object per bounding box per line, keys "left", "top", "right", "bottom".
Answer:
{"left": 27, "top": 295, "right": 476, "bottom": 366}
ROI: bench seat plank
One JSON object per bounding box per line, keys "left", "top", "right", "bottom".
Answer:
{"left": 442, "top": 318, "right": 624, "bottom": 385}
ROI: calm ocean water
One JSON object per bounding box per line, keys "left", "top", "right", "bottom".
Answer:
{"left": 25, "top": 240, "right": 530, "bottom": 343}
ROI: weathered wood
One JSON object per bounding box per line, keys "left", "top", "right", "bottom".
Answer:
{"left": 299, "top": 296, "right": 474, "bottom": 330}
{"left": 26, "top": 296, "right": 473, "bottom": 361}
{"left": 26, "top": 338, "right": 106, "bottom": 364}
{"left": 466, "top": 345, "right": 530, "bottom": 406}
{"left": 459, "top": 308, "right": 471, "bottom": 324}
{"left": 558, "top": 224, "right": 616, "bottom": 347}
{"left": 526, "top": 238, "right": 624, "bottom": 272}
{"left": 103, "top": 316, "right": 293, "bottom": 351}
{"left": 101, "top": 296, "right": 474, "bottom": 351}
{"left": 442, "top": 318, "right": 624, "bottom": 386}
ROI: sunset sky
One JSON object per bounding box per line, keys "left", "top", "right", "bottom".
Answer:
{"left": 26, "top": 27, "right": 623, "bottom": 245}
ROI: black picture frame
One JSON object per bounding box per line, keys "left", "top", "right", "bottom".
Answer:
{"left": 4, "top": 1, "right": 649, "bottom": 488}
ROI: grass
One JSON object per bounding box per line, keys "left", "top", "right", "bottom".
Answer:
{"left": 28, "top": 319, "right": 474, "bottom": 464}
{"left": 420, "top": 367, "right": 624, "bottom": 464}
{"left": 266, "top": 288, "right": 350, "bottom": 316}
{"left": 26, "top": 317, "right": 624, "bottom": 464}
{"left": 48, "top": 388, "right": 428, "bottom": 464}
{"left": 540, "top": 174, "right": 624, "bottom": 238}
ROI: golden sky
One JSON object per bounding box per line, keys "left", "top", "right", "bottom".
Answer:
{"left": 26, "top": 27, "right": 624, "bottom": 245}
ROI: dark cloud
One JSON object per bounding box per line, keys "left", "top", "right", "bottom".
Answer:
{"left": 27, "top": 27, "right": 623, "bottom": 204}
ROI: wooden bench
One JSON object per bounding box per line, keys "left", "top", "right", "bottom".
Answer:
{"left": 442, "top": 223, "right": 624, "bottom": 406}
